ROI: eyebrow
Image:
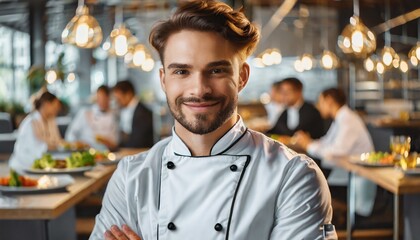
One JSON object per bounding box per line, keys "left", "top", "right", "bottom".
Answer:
{"left": 167, "top": 63, "right": 192, "bottom": 69}
{"left": 166, "top": 60, "right": 232, "bottom": 70}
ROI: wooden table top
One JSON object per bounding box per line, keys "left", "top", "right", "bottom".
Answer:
{"left": 328, "top": 156, "right": 420, "bottom": 195}
{"left": 0, "top": 148, "right": 148, "bottom": 220}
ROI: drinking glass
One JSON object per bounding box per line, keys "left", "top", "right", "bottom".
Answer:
{"left": 400, "top": 152, "right": 418, "bottom": 170}
{"left": 390, "top": 135, "right": 411, "bottom": 165}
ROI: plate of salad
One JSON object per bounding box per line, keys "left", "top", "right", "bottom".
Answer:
{"left": 0, "top": 169, "right": 74, "bottom": 193}
{"left": 26, "top": 151, "right": 96, "bottom": 174}
{"left": 349, "top": 152, "right": 395, "bottom": 167}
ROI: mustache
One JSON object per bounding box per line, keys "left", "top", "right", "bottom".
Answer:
{"left": 177, "top": 96, "right": 223, "bottom": 104}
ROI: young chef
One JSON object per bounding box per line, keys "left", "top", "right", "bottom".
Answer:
{"left": 91, "top": 1, "right": 335, "bottom": 239}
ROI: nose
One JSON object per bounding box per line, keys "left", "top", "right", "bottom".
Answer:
{"left": 189, "top": 73, "right": 212, "bottom": 97}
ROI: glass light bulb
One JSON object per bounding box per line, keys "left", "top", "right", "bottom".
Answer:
{"left": 416, "top": 47, "right": 420, "bottom": 60}
{"left": 262, "top": 52, "right": 274, "bottom": 66}
{"left": 115, "top": 35, "right": 128, "bottom": 56}
{"left": 75, "top": 23, "right": 89, "bottom": 46}
{"left": 381, "top": 46, "right": 396, "bottom": 67}
{"left": 321, "top": 50, "right": 338, "bottom": 70}
{"left": 294, "top": 59, "right": 304, "bottom": 72}
{"left": 67, "top": 72, "right": 76, "bottom": 82}
{"left": 399, "top": 60, "right": 408, "bottom": 73}
{"left": 45, "top": 70, "right": 57, "bottom": 84}
{"left": 132, "top": 45, "right": 146, "bottom": 66}
{"left": 141, "top": 58, "right": 155, "bottom": 72}
{"left": 301, "top": 54, "right": 313, "bottom": 70}
{"left": 351, "top": 30, "right": 363, "bottom": 53}
{"left": 408, "top": 43, "right": 420, "bottom": 65}
{"left": 376, "top": 62, "right": 385, "bottom": 74}
{"left": 364, "top": 57, "right": 375, "bottom": 72}
{"left": 271, "top": 50, "right": 282, "bottom": 64}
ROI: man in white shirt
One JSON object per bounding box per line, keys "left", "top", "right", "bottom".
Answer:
{"left": 91, "top": 1, "right": 336, "bottom": 239}
{"left": 294, "top": 88, "right": 376, "bottom": 216}
{"left": 66, "top": 85, "right": 119, "bottom": 150}
{"left": 112, "top": 80, "right": 154, "bottom": 148}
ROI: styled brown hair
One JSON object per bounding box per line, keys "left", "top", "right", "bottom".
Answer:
{"left": 149, "top": 0, "right": 260, "bottom": 63}
{"left": 113, "top": 80, "right": 136, "bottom": 95}
{"left": 281, "top": 77, "right": 303, "bottom": 92}
{"left": 34, "top": 91, "right": 59, "bottom": 110}
{"left": 321, "top": 88, "right": 347, "bottom": 107}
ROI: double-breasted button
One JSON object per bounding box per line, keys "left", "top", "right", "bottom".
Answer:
{"left": 214, "top": 223, "right": 223, "bottom": 232}
{"left": 167, "top": 161, "right": 175, "bottom": 170}
{"left": 230, "top": 164, "right": 238, "bottom": 172}
{"left": 167, "top": 222, "right": 176, "bottom": 230}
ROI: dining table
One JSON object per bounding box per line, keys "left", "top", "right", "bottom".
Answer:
{"left": 326, "top": 155, "right": 420, "bottom": 240}
{"left": 0, "top": 148, "right": 148, "bottom": 240}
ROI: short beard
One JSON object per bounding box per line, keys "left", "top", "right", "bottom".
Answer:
{"left": 168, "top": 95, "right": 236, "bottom": 135}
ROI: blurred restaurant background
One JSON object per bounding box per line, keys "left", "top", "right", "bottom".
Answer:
{"left": 0, "top": 0, "right": 420, "bottom": 239}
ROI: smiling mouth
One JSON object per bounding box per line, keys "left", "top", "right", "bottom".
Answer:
{"left": 183, "top": 101, "right": 219, "bottom": 111}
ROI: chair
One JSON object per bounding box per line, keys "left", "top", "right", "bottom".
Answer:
{"left": 0, "top": 112, "right": 13, "bottom": 133}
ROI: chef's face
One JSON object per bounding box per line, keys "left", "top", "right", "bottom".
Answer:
{"left": 160, "top": 30, "right": 249, "bottom": 135}
{"left": 97, "top": 89, "right": 110, "bottom": 112}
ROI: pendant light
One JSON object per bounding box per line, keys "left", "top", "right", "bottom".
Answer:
{"left": 408, "top": 20, "right": 420, "bottom": 67}
{"left": 320, "top": 7, "right": 339, "bottom": 70}
{"left": 364, "top": 55, "right": 376, "bottom": 72}
{"left": 107, "top": 5, "right": 136, "bottom": 57}
{"left": 337, "top": 0, "right": 376, "bottom": 58}
{"left": 61, "top": 0, "right": 103, "bottom": 48}
{"left": 380, "top": 0, "right": 397, "bottom": 70}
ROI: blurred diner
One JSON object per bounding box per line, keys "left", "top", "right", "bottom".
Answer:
{"left": 112, "top": 80, "right": 154, "bottom": 148}
{"left": 9, "top": 91, "right": 63, "bottom": 172}
{"left": 65, "top": 85, "right": 119, "bottom": 151}
{"left": 266, "top": 77, "right": 325, "bottom": 140}
{"left": 294, "top": 88, "right": 377, "bottom": 217}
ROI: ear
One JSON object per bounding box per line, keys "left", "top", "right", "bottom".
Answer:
{"left": 238, "top": 62, "right": 250, "bottom": 92}
{"left": 159, "top": 67, "right": 166, "bottom": 92}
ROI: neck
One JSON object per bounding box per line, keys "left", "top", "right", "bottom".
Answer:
{"left": 38, "top": 109, "right": 49, "bottom": 120}
{"left": 331, "top": 104, "right": 342, "bottom": 119}
{"left": 174, "top": 114, "right": 238, "bottom": 156}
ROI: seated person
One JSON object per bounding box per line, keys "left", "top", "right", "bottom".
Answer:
{"left": 266, "top": 77, "right": 325, "bottom": 140}
{"left": 264, "top": 80, "right": 285, "bottom": 128}
{"left": 112, "top": 80, "right": 154, "bottom": 148}
{"left": 294, "top": 87, "right": 376, "bottom": 217}
{"left": 9, "top": 91, "right": 63, "bottom": 171}
{"left": 65, "top": 85, "right": 119, "bottom": 151}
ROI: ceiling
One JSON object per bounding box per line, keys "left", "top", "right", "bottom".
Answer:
{"left": 0, "top": 0, "right": 419, "bottom": 53}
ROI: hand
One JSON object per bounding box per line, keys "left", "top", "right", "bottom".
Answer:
{"left": 293, "top": 131, "right": 312, "bottom": 150}
{"left": 105, "top": 224, "right": 141, "bottom": 240}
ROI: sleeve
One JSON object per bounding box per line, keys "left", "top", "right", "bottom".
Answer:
{"left": 65, "top": 110, "right": 85, "bottom": 142}
{"left": 89, "top": 160, "right": 141, "bottom": 239}
{"left": 269, "top": 155, "right": 334, "bottom": 240}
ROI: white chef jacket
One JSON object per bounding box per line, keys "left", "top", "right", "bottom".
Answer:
{"left": 264, "top": 102, "right": 285, "bottom": 128}
{"left": 307, "top": 105, "right": 376, "bottom": 216}
{"left": 65, "top": 105, "right": 119, "bottom": 150}
{"left": 9, "top": 111, "right": 63, "bottom": 172}
{"left": 90, "top": 118, "right": 334, "bottom": 240}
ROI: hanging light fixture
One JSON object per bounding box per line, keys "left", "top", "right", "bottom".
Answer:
{"left": 294, "top": 59, "right": 304, "bottom": 72}
{"left": 376, "top": 62, "right": 385, "bottom": 74}
{"left": 337, "top": 0, "right": 376, "bottom": 58}
{"left": 301, "top": 53, "right": 314, "bottom": 71}
{"left": 141, "top": 55, "right": 155, "bottom": 72}
{"left": 399, "top": 59, "right": 409, "bottom": 73}
{"left": 61, "top": 0, "right": 103, "bottom": 48}
{"left": 364, "top": 55, "right": 376, "bottom": 72}
{"left": 379, "top": 0, "right": 397, "bottom": 70}
{"left": 408, "top": 42, "right": 420, "bottom": 66}
{"left": 258, "top": 48, "right": 282, "bottom": 67}
{"left": 321, "top": 50, "right": 339, "bottom": 70}
{"left": 107, "top": 6, "right": 136, "bottom": 57}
